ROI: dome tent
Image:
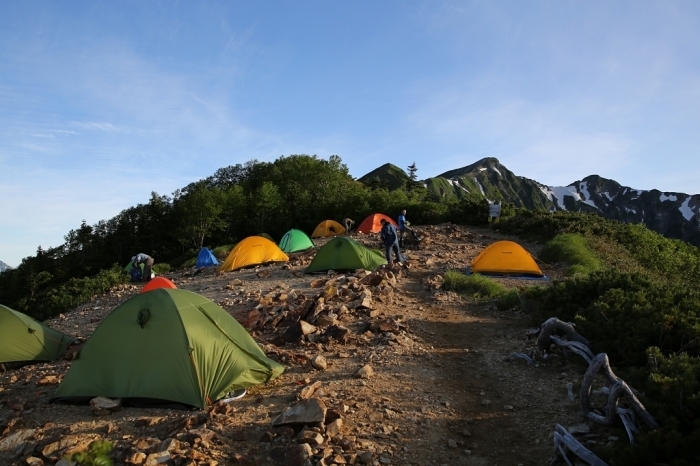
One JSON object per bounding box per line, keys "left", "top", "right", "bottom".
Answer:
{"left": 0, "top": 305, "right": 75, "bottom": 368}
{"left": 469, "top": 240, "right": 544, "bottom": 277}
{"left": 218, "top": 236, "right": 289, "bottom": 272}
{"left": 311, "top": 220, "right": 345, "bottom": 238}
{"left": 140, "top": 276, "right": 177, "bottom": 293}
{"left": 279, "top": 229, "right": 314, "bottom": 253}
{"left": 196, "top": 247, "right": 219, "bottom": 268}
{"left": 305, "top": 237, "right": 387, "bottom": 273}
{"left": 356, "top": 213, "right": 397, "bottom": 234}
{"left": 52, "top": 289, "right": 283, "bottom": 408}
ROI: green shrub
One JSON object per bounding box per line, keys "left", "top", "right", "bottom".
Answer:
{"left": 496, "top": 289, "right": 522, "bottom": 310}
{"left": 212, "top": 244, "right": 234, "bottom": 259}
{"left": 69, "top": 439, "right": 113, "bottom": 466}
{"left": 17, "top": 265, "right": 127, "bottom": 321}
{"left": 152, "top": 263, "right": 170, "bottom": 274}
{"left": 539, "top": 233, "right": 602, "bottom": 276}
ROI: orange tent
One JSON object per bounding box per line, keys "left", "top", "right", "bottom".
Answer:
{"left": 356, "top": 213, "right": 397, "bottom": 234}
{"left": 219, "top": 236, "right": 289, "bottom": 272}
{"left": 311, "top": 220, "right": 345, "bottom": 238}
{"left": 470, "top": 241, "right": 543, "bottom": 277}
{"left": 140, "top": 277, "right": 177, "bottom": 294}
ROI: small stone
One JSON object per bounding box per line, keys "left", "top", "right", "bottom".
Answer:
{"left": 297, "top": 430, "right": 324, "bottom": 446}
{"left": 568, "top": 424, "right": 591, "bottom": 435}
{"left": 25, "top": 457, "right": 44, "bottom": 466}
{"left": 144, "top": 451, "right": 171, "bottom": 465}
{"left": 325, "top": 419, "right": 343, "bottom": 438}
{"left": 460, "top": 430, "right": 471, "bottom": 437}
{"left": 503, "top": 404, "right": 514, "bottom": 411}
{"left": 126, "top": 452, "right": 146, "bottom": 465}
{"left": 357, "top": 451, "right": 373, "bottom": 464}
{"left": 311, "top": 355, "right": 328, "bottom": 371}
{"left": 447, "top": 439, "right": 458, "bottom": 449}
{"left": 355, "top": 365, "right": 374, "bottom": 379}
{"left": 273, "top": 398, "right": 327, "bottom": 426}
{"left": 481, "top": 399, "right": 491, "bottom": 406}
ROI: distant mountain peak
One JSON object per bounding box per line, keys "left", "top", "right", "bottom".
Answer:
{"left": 358, "top": 163, "right": 409, "bottom": 190}
{"left": 0, "top": 260, "right": 12, "bottom": 273}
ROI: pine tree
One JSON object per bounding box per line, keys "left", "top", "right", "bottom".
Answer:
{"left": 407, "top": 162, "right": 418, "bottom": 181}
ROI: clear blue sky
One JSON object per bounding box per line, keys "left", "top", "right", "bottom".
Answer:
{"left": 1, "top": 1, "right": 699, "bottom": 267}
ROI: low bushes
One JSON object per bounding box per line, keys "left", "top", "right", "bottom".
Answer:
{"left": 538, "top": 233, "right": 602, "bottom": 276}
{"left": 443, "top": 270, "right": 523, "bottom": 311}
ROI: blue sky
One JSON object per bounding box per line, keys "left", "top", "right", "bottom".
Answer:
{"left": 1, "top": 1, "right": 699, "bottom": 267}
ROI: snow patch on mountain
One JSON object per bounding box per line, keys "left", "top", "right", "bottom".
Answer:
{"left": 578, "top": 182, "right": 599, "bottom": 210}
{"left": 492, "top": 166, "right": 502, "bottom": 176}
{"left": 0, "top": 260, "right": 12, "bottom": 273}
{"left": 625, "top": 207, "right": 637, "bottom": 215}
{"left": 474, "top": 178, "right": 485, "bottom": 195}
{"left": 680, "top": 197, "right": 695, "bottom": 221}
{"left": 660, "top": 193, "right": 678, "bottom": 202}
{"left": 603, "top": 192, "right": 615, "bottom": 201}
{"left": 548, "top": 186, "right": 581, "bottom": 210}
{"left": 479, "top": 168, "right": 487, "bottom": 171}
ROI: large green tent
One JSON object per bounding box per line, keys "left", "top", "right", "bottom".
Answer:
{"left": 52, "top": 289, "right": 284, "bottom": 408}
{"left": 305, "top": 237, "right": 387, "bottom": 273}
{"left": 0, "top": 305, "right": 75, "bottom": 366}
{"left": 279, "top": 229, "right": 314, "bottom": 253}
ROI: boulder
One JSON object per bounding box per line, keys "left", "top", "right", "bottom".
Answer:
{"left": 90, "top": 397, "right": 121, "bottom": 416}
{"left": 272, "top": 398, "right": 327, "bottom": 426}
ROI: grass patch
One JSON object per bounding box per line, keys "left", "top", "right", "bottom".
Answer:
{"left": 212, "top": 244, "right": 234, "bottom": 259}
{"left": 539, "top": 233, "right": 602, "bottom": 276}
{"left": 443, "top": 270, "right": 507, "bottom": 298}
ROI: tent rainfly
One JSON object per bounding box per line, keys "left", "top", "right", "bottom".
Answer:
{"left": 51, "top": 289, "right": 284, "bottom": 408}
{"left": 279, "top": 229, "right": 314, "bottom": 253}
{"left": 305, "top": 237, "right": 387, "bottom": 273}
{"left": 356, "top": 213, "right": 397, "bottom": 234}
{"left": 140, "top": 276, "right": 177, "bottom": 294}
{"left": 218, "top": 236, "right": 289, "bottom": 272}
{"left": 0, "top": 305, "right": 75, "bottom": 367}
{"left": 469, "top": 240, "right": 544, "bottom": 277}
{"left": 311, "top": 220, "right": 345, "bottom": 238}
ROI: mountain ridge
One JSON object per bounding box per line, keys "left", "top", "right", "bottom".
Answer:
{"left": 0, "top": 260, "right": 11, "bottom": 273}
{"left": 359, "top": 158, "right": 700, "bottom": 245}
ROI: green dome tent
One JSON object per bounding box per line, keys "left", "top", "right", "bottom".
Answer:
{"left": 305, "top": 237, "right": 387, "bottom": 273}
{"left": 279, "top": 229, "right": 314, "bottom": 253}
{"left": 52, "top": 289, "right": 284, "bottom": 408}
{"left": 0, "top": 305, "right": 75, "bottom": 367}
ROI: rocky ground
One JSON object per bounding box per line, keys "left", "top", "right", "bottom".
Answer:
{"left": 0, "top": 224, "right": 624, "bottom": 466}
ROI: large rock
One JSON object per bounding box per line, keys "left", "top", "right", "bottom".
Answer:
{"left": 90, "top": 397, "right": 121, "bottom": 416}
{"left": 270, "top": 444, "right": 313, "bottom": 466}
{"left": 0, "top": 428, "right": 34, "bottom": 453}
{"left": 272, "top": 398, "right": 327, "bottom": 426}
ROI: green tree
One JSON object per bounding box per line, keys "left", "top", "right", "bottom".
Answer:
{"left": 173, "top": 182, "right": 226, "bottom": 249}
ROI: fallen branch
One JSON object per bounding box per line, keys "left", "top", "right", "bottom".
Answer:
{"left": 538, "top": 318, "right": 593, "bottom": 356}
{"left": 550, "top": 335, "right": 595, "bottom": 365}
{"left": 580, "top": 353, "right": 659, "bottom": 438}
{"left": 551, "top": 424, "right": 608, "bottom": 466}
{"left": 511, "top": 352, "right": 535, "bottom": 365}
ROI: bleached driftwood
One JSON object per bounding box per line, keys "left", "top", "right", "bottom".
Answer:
{"left": 550, "top": 335, "right": 595, "bottom": 364}
{"left": 566, "top": 382, "right": 575, "bottom": 402}
{"left": 580, "top": 353, "right": 659, "bottom": 441}
{"left": 538, "top": 317, "right": 593, "bottom": 357}
{"left": 551, "top": 424, "right": 608, "bottom": 466}
{"left": 511, "top": 352, "right": 535, "bottom": 365}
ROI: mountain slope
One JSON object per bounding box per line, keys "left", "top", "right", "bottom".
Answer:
{"left": 425, "top": 157, "right": 554, "bottom": 210}
{"left": 358, "top": 163, "right": 410, "bottom": 190}
{"left": 0, "top": 260, "right": 11, "bottom": 273}
{"left": 542, "top": 175, "right": 700, "bottom": 245}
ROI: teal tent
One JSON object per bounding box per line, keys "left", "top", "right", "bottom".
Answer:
{"left": 196, "top": 247, "right": 219, "bottom": 268}
{"left": 52, "top": 289, "right": 284, "bottom": 408}
{"left": 305, "top": 237, "right": 387, "bottom": 273}
{"left": 0, "top": 305, "right": 75, "bottom": 366}
{"left": 279, "top": 229, "right": 314, "bottom": 253}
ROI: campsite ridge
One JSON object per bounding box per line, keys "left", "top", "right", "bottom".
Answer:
{"left": 0, "top": 225, "right": 586, "bottom": 466}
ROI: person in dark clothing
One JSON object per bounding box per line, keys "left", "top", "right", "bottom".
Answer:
{"left": 343, "top": 217, "right": 355, "bottom": 234}
{"left": 131, "top": 253, "right": 155, "bottom": 282}
{"left": 380, "top": 219, "right": 403, "bottom": 264}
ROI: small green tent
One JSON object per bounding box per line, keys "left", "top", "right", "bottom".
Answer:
{"left": 305, "top": 237, "right": 387, "bottom": 273}
{"left": 0, "top": 305, "right": 75, "bottom": 366}
{"left": 279, "top": 229, "right": 314, "bottom": 253}
{"left": 52, "top": 289, "right": 284, "bottom": 408}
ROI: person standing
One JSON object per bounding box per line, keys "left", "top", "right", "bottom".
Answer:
{"left": 397, "top": 209, "right": 408, "bottom": 246}
{"left": 380, "top": 219, "right": 402, "bottom": 264}
{"left": 131, "top": 253, "right": 155, "bottom": 282}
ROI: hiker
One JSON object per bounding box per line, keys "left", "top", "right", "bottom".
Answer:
{"left": 343, "top": 217, "right": 355, "bottom": 234}
{"left": 397, "top": 209, "right": 420, "bottom": 246}
{"left": 380, "top": 219, "right": 402, "bottom": 264}
{"left": 131, "top": 253, "right": 154, "bottom": 282}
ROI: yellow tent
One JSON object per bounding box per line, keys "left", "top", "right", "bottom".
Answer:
{"left": 311, "top": 220, "right": 345, "bottom": 238}
{"left": 470, "top": 240, "right": 543, "bottom": 277}
{"left": 218, "top": 236, "right": 289, "bottom": 272}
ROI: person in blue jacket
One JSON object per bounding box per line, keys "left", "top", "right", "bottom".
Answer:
{"left": 380, "top": 219, "right": 403, "bottom": 264}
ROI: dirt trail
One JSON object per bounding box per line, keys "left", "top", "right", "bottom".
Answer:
{"left": 0, "top": 225, "right": 609, "bottom": 466}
